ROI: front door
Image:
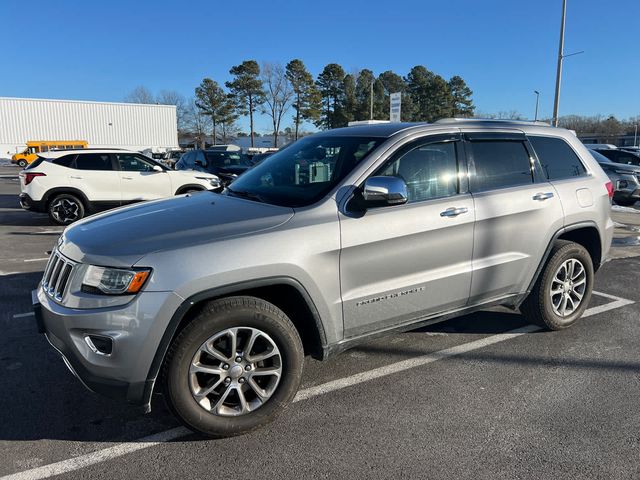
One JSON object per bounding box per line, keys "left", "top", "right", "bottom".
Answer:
{"left": 339, "top": 134, "right": 475, "bottom": 338}
{"left": 116, "top": 153, "right": 172, "bottom": 202}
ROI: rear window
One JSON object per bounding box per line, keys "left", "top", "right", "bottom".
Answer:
{"left": 528, "top": 136, "right": 587, "bottom": 180}
{"left": 25, "top": 157, "right": 46, "bottom": 170}
{"left": 52, "top": 154, "right": 76, "bottom": 167}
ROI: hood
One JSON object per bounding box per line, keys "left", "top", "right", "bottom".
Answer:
{"left": 60, "top": 192, "right": 294, "bottom": 267}
{"left": 170, "top": 169, "right": 216, "bottom": 179}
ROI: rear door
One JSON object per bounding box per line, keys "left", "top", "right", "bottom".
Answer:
{"left": 116, "top": 153, "right": 172, "bottom": 201}
{"left": 339, "top": 134, "right": 475, "bottom": 337}
{"left": 69, "top": 153, "right": 121, "bottom": 205}
{"left": 464, "top": 131, "right": 564, "bottom": 303}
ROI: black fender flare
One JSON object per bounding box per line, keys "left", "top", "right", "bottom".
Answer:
{"left": 42, "top": 187, "right": 92, "bottom": 211}
{"left": 141, "top": 276, "right": 328, "bottom": 409}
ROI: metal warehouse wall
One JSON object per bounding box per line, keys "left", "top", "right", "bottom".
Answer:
{"left": 0, "top": 97, "right": 178, "bottom": 157}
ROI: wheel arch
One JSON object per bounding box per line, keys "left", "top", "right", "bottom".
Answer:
{"left": 143, "top": 277, "right": 328, "bottom": 408}
{"left": 520, "top": 221, "right": 602, "bottom": 306}
{"left": 42, "top": 187, "right": 91, "bottom": 211}
{"left": 175, "top": 184, "right": 206, "bottom": 195}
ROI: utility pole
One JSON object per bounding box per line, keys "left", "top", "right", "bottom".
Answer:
{"left": 552, "top": 0, "right": 566, "bottom": 127}
{"left": 534, "top": 90, "right": 540, "bottom": 122}
{"left": 634, "top": 124, "right": 638, "bottom": 147}
{"left": 552, "top": 0, "right": 584, "bottom": 127}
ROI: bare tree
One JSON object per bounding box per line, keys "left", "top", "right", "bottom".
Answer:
{"left": 183, "top": 99, "right": 212, "bottom": 149}
{"left": 124, "top": 86, "right": 156, "bottom": 104}
{"left": 261, "top": 62, "right": 294, "bottom": 147}
{"left": 157, "top": 90, "right": 187, "bottom": 132}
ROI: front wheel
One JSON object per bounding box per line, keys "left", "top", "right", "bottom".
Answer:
{"left": 48, "top": 194, "right": 85, "bottom": 225}
{"left": 521, "top": 240, "right": 594, "bottom": 330}
{"left": 163, "top": 296, "right": 304, "bottom": 437}
{"left": 17, "top": 159, "right": 27, "bottom": 168}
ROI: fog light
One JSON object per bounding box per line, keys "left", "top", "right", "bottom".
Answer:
{"left": 84, "top": 335, "right": 113, "bottom": 355}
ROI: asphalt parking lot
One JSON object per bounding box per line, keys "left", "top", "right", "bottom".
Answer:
{"left": 2, "top": 164, "right": 640, "bottom": 480}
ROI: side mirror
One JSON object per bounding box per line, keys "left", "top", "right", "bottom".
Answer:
{"left": 362, "top": 176, "right": 408, "bottom": 206}
{"left": 152, "top": 165, "right": 163, "bottom": 172}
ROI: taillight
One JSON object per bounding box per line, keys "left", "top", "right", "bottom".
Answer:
{"left": 605, "top": 181, "right": 614, "bottom": 199}
{"left": 24, "top": 172, "right": 45, "bottom": 185}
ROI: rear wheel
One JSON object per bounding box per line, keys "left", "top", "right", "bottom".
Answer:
{"left": 48, "top": 194, "right": 85, "bottom": 225}
{"left": 521, "top": 240, "right": 594, "bottom": 330}
{"left": 163, "top": 296, "right": 304, "bottom": 437}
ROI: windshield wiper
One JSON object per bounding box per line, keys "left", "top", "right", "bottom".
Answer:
{"left": 226, "top": 187, "right": 267, "bottom": 204}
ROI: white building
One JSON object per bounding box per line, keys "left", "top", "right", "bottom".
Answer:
{"left": 0, "top": 97, "right": 179, "bottom": 159}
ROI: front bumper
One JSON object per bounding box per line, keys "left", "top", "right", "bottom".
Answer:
{"left": 19, "top": 193, "right": 46, "bottom": 212}
{"left": 33, "top": 285, "right": 183, "bottom": 406}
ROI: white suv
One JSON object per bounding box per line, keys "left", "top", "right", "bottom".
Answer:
{"left": 19, "top": 149, "right": 221, "bottom": 225}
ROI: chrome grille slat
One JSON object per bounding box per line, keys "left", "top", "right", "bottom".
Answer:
{"left": 40, "top": 250, "right": 76, "bottom": 303}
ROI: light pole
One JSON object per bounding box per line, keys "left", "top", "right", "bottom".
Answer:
{"left": 634, "top": 124, "right": 638, "bottom": 147}
{"left": 370, "top": 80, "right": 374, "bottom": 120}
{"left": 552, "top": 0, "right": 584, "bottom": 127}
{"left": 534, "top": 90, "right": 540, "bottom": 121}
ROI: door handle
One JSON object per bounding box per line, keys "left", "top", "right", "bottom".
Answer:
{"left": 533, "top": 192, "right": 554, "bottom": 201}
{"left": 440, "top": 207, "right": 469, "bottom": 217}
{"left": 69, "top": 175, "right": 83, "bottom": 179}
{"left": 122, "top": 176, "right": 133, "bottom": 180}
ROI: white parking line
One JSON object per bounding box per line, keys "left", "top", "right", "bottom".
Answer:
{"left": 1, "top": 291, "right": 634, "bottom": 480}
{"left": 12, "top": 312, "right": 34, "bottom": 319}
{"left": 23, "top": 258, "right": 49, "bottom": 263}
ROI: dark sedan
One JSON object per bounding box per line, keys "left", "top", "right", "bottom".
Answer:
{"left": 589, "top": 149, "right": 640, "bottom": 206}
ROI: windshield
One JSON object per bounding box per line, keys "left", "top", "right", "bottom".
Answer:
{"left": 204, "top": 151, "right": 251, "bottom": 168}
{"left": 589, "top": 150, "right": 612, "bottom": 163}
{"left": 226, "top": 135, "right": 383, "bottom": 207}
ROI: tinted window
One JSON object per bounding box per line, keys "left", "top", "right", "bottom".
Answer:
{"left": 470, "top": 140, "right": 533, "bottom": 192}
{"left": 528, "top": 136, "right": 586, "bottom": 180}
{"left": 377, "top": 140, "right": 459, "bottom": 202}
{"left": 52, "top": 154, "right": 76, "bottom": 167}
{"left": 176, "top": 151, "right": 194, "bottom": 169}
{"left": 205, "top": 151, "right": 251, "bottom": 168}
{"left": 74, "top": 153, "right": 113, "bottom": 171}
{"left": 117, "top": 153, "right": 156, "bottom": 172}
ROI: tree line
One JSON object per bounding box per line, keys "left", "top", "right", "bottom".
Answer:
{"left": 124, "top": 60, "right": 475, "bottom": 147}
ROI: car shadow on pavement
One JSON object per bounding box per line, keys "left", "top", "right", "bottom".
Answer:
{"left": 0, "top": 272, "right": 179, "bottom": 443}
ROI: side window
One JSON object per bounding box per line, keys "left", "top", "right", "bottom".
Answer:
{"left": 74, "top": 153, "right": 113, "bottom": 171}
{"left": 40, "top": 145, "right": 49, "bottom": 153}
{"left": 618, "top": 152, "right": 640, "bottom": 166}
{"left": 469, "top": 140, "right": 533, "bottom": 192}
{"left": 117, "top": 153, "right": 155, "bottom": 172}
{"left": 377, "top": 140, "right": 459, "bottom": 203}
{"left": 528, "top": 136, "right": 586, "bottom": 180}
{"left": 52, "top": 154, "right": 76, "bottom": 167}
{"left": 195, "top": 151, "right": 207, "bottom": 166}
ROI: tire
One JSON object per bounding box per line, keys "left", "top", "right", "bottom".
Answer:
{"left": 614, "top": 198, "right": 636, "bottom": 207}
{"left": 521, "top": 240, "right": 594, "bottom": 330}
{"left": 47, "top": 193, "right": 86, "bottom": 225}
{"left": 163, "top": 296, "right": 304, "bottom": 438}
{"left": 17, "top": 159, "right": 27, "bottom": 168}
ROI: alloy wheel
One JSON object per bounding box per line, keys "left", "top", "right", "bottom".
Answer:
{"left": 189, "top": 326, "right": 282, "bottom": 417}
{"left": 549, "top": 258, "right": 587, "bottom": 317}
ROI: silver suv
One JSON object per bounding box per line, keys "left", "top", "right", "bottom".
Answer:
{"left": 34, "top": 120, "right": 614, "bottom": 437}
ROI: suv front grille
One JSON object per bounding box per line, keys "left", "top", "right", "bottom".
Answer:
{"left": 42, "top": 250, "right": 75, "bottom": 302}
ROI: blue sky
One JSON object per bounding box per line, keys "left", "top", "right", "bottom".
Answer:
{"left": 2, "top": 0, "right": 639, "bottom": 133}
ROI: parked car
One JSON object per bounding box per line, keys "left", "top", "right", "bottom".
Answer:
{"left": 589, "top": 149, "right": 640, "bottom": 206}
{"left": 34, "top": 120, "right": 613, "bottom": 437}
{"left": 592, "top": 147, "right": 640, "bottom": 166}
{"left": 175, "top": 149, "right": 252, "bottom": 186}
{"left": 619, "top": 146, "right": 640, "bottom": 154}
{"left": 19, "top": 149, "right": 221, "bottom": 225}
{"left": 582, "top": 143, "right": 617, "bottom": 150}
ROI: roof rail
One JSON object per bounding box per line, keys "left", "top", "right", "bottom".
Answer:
{"left": 434, "top": 118, "right": 552, "bottom": 127}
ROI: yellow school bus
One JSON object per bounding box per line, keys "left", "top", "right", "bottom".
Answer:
{"left": 11, "top": 140, "right": 88, "bottom": 167}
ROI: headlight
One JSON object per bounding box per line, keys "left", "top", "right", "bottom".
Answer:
{"left": 196, "top": 176, "right": 221, "bottom": 188}
{"left": 82, "top": 266, "right": 151, "bottom": 295}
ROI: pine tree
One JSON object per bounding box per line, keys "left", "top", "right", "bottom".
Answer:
{"left": 194, "top": 78, "right": 229, "bottom": 145}
{"left": 315, "top": 63, "right": 347, "bottom": 129}
{"left": 285, "top": 59, "right": 321, "bottom": 140}
{"left": 226, "top": 60, "right": 264, "bottom": 148}
{"left": 448, "top": 75, "right": 475, "bottom": 117}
